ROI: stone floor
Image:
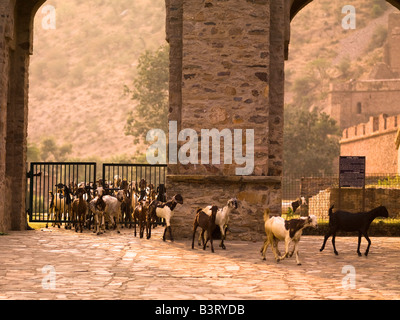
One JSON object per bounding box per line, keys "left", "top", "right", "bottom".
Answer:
{"left": 0, "top": 226, "right": 400, "bottom": 300}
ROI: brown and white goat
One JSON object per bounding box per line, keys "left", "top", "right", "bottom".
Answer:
{"left": 261, "top": 209, "right": 318, "bottom": 265}
{"left": 146, "top": 194, "right": 184, "bottom": 241}
{"left": 198, "top": 198, "right": 238, "bottom": 250}
{"left": 192, "top": 205, "right": 219, "bottom": 253}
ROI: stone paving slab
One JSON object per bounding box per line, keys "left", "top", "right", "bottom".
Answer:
{"left": 0, "top": 227, "right": 400, "bottom": 300}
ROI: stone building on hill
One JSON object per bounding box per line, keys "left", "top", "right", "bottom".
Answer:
{"left": 324, "top": 12, "right": 400, "bottom": 130}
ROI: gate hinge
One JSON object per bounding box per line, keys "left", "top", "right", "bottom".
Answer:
{"left": 26, "top": 171, "right": 42, "bottom": 179}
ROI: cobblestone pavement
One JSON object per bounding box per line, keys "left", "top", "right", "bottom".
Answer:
{"left": 1, "top": 227, "right": 400, "bottom": 300}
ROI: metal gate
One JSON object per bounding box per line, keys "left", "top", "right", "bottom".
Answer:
{"left": 102, "top": 163, "right": 167, "bottom": 190}
{"left": 27, "top": 162, "right": 97, "bottom": 224}
{"left": 27, "top": 162, "right": 167, "bottom": 226}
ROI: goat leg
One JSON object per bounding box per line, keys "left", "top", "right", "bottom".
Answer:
{"left": 192, "top": 224, "right": 198, "bottom": 249}
{"left": 203, "top": 239, "right": 208, "bottom": 250}
{"left": 209, "top": 230, "right": 214, "bottom": 253}
{"left": 169, "top": 226, "right": 174, "bottom": 242}
{"left": 270, "top": 238, "right": 281, "bottom": 262}
{"left": 332, "top": 234, "right": 338, "bottom": 255}
{"left": 134, "top": 215, "right": 137, "bottom": 237}
{"left": 320, "top": 234, "right": 330, "bottom": 252}
{"left": 278, "top": 238, "right": 291, "bottom": 261}
{"left": 146, "top": 219, "right": 152, "bottom": 239}
{"left": 200, "top": 230, "right": 206, "bottom": 248}
{"left": 140, "top": 221, "right": 145, "bottom": 238}
{"left": 363, "top": 232, "right": 371, "bottom": 256}
{"left": 357, "top": 232, "right": 362, "bottom": 256}
{"left": 261, "top": 239, "right": 269, "bottom": 260}
{"left": 220, "top": 225, "right": 227, "bottom": 250}
{"left": 162, "top": 226, "right": 167, "bottom": 241}
{"left": 293, "top": 242, "right": 301, "bottom": 265}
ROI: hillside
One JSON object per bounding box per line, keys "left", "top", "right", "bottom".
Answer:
{"left": 285, "top": 0, "right": 397, "bottom": 108}
{"left": 28, "top": 0, "right": 166, "bottom": 162}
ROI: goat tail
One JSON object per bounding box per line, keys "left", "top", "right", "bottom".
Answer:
{"left": 263, "top": 208, "right": 271, "bottom": 223}
{"left": 328, "top": 204, "right": 334, "bottom": 216}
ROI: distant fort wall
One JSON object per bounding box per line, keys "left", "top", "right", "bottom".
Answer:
{"left": 340, "top": 113, "right": 400, "bottom": 174}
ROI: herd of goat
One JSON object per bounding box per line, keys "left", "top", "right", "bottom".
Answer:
{"left": 46, "top": 176, "right": 390, "bottom": 265}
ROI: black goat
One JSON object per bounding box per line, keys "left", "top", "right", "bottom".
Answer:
{"left": 320, "top": 205, "right": 389, "bottom": 256}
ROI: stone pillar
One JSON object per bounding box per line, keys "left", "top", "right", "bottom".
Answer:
{"left": 166, "top": 0, "right": 283, "bottom": 241}
{"left": 0, "top": 0, "right": 45, "bottom": 232}
{"left": 0, "top": 0, "right": 14, "bottom": 232}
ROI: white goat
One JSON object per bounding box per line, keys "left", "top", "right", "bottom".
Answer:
{"left": 147, "top": 194, "right": 184, "bottom": 241}
{"left": 199, "top": 198, "right": 238, "bottom": 249}
{"left": 102, "top": 190, "right": 126, "bottom": 233}
{"left": 261, "top": 209, "right": 318, "bottom": 265}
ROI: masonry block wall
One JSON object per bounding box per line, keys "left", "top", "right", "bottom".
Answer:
{"left": 0, "top": 0, "right": 13, "bottom": 232}
{"left": 340, "top": 113, "right": 400, "bottom": 174}
{"left": 329, "top": 80, "right": 400, "bottom": 130}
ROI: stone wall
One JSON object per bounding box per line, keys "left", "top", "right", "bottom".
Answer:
{"left": 340, "top": 113, "right": 399, "bottom": 174}
{"left": 329, "top": 80, "right": 400, "bottom": 130}
{"left": 0, "top": 0, "right": 14, "bottom": 232}
{"left": 167, "top": 175, "right": 281, "bottom": 241}
{"left": 309, "top": 187, "right": 400, "bottom": 219}
{"left": 177, "top": 0, "right": 271, "bottom": 176}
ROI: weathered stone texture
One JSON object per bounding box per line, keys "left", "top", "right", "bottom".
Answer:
{"left": 167, "top": 175, "right": 281, "bottom": 241}
{"left": 179, "top": 0, "right": 270, "bottom": 176}
{"left": 340, "top": 114, "right": 399, "bottom": 175}
{"left": 0, "top": 0, "right": 45, "bottom": 232}
{"left": 0, "top": 0, "right": 14, "bottom": 232}
{"left": 309, "top": 187, "right": 400, "bottom": 219}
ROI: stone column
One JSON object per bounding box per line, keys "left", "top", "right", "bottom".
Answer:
{"left": 166, "top": 0, "right": 282, "bottom": 241}
{"left": 0, "top": 0, "right": 14, "bottom": 232}
{"left": 0, "top": 0, "right": 45, "bottom": 232}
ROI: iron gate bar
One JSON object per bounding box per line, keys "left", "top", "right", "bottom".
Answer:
{"left": 27, "top": 162, "right": 97, "bottom": 224}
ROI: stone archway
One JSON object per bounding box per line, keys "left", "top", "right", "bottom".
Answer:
{"left": 1, "top": 0, "right": 286, "bottom": 240}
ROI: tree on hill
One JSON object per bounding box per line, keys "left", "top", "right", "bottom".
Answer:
{"left": 124, "top": 44, "right": 169, "bottom": 144}
{"left": 284, "top": 106, "right": 341, "bottom": 176}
